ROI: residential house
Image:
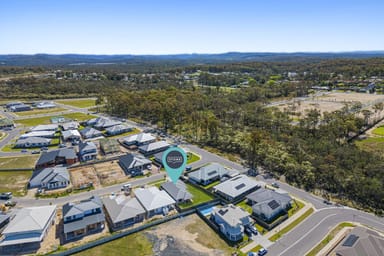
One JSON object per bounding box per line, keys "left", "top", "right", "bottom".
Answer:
{"left": 78, "top": 141, "right": 97, "bottom": 161}
{"left": 35, "top": 148, "right": 78, "bottom": 169}
{"left": 35, "top": 101, "right": 56, "bottom": 109}
{"left": 135, "top": 187, "right": 176, "bottom": 218}
{"left": 335, "top": 226, "right": 384, "bottom": 256}
{"left": 246, "top": 188, "right": 292, "bottom": 223}
{"left": 138, "top": 141, "right": 170, "bottom": 156}
{"left": 30, "top": 124, "right": 59, "bottom": 132}
{"left": 50, "top": 116, "right": 66, "bottom": 124}
{"left": 0, "top": 118, "right": 14, "bottom": 129}
{"left": 99, "top": 139, "right": 120, "bottom": 155}
{"left": 0, "top": 205, "right": 56, "bottom": 253}
{"left": 213, "top": 175, "right": 261, "bottom": 201}
{"left": 5, "top": 102, "right": 22, "bottom": 108}
{"left": 122, "top": 133, "right": 156, "bottom": 147}
{"left": 15, "top": 137, "right": 51, "bottom": 148}
{"left": 105, "top": 124, "right": 133, "bottom": 136}
{"left": 80, "top": 127, "right": 103, "bottom": 139}
{"left": 29, "top": 166, "right": 70, "bottom": 190}
{"left": 188, "top": 163, "right": 229, "bottom": 185}
{"left": 62, "top": 196, "right": 105, "bottom": 241}
{"left": 9, "top": 103, "right": 31, "bottom": 112}
{"left": 86, "top": 117, "right": 121, "bottom": 129}
{"left": 211, "top": 204, "right": 252, "bottom": 242}
{"left": 102, "top": 195, "right": 146, "bottom": 231}
{"left": 62, "top": 129, "right": 81, "bottom": 142}
{"left": 0, "top": 214, "right": 10, "bottom": 230}
{"left": 160, "top": 180, "right": 193, "bottom": 204}
{"left": 20, "top": 130, "right": 56, "bottom": 139}
{"left": 119, "top": 153, "right": 152, "bottom": 177}
{"left": 61, "top": 121, "right": 80, "bottom": 131}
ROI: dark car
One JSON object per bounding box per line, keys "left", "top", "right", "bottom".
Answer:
{"left": 21, "top": 149, "right": 28, "bottom": 153}
{"left": 31, "top": 150, "right": 40, "bottom": 154}
{"left": 258, "top": 248, "right": 268, "bottom": 256}
{"left": 271, "top": 182, "right": 280, "bottom": 188}
{"left": 5, "top": 200, "right": 17, "bottom": 207}
{"left": 40, "top": 147, "right": 48, "bottom": 151}
{"left": 247, "top": 225, "right": 258, "bottom": 235}
{"left": 323, "top": 199, "right": 332, "bottom": 205}
{"left": 0, "top": 192, "right": 12, "bottom": 200}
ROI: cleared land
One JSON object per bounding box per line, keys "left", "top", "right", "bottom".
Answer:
{"left": 15, "top": 112, "right": 96, "bottom": 126}
{"left": 94, "top": 160, "right": 127, "bottom": 185}
{"left": 14, "top": 107, "right": 67, "bottom": 117}
{"left": 56, "top": 99, "right": 96, "bottom": 108}
{"left": 0, "top": 155, "right": 38, "bottom": 169}
{"left": 0, "top": 170, "right": 32, "bottom": 196}
{"left": 69, "top": 166, "right": 101, "bottom": 189}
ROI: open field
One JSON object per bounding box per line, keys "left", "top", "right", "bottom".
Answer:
{"left": 0, "top": 155, "right": 38, "bottom": 169}
{"left": 94, "top": 160, "right": 127, "bottom": 185}
{"left": 56, "top": 99, "right": 96, "bottom": 108}
{"left": 0, "top": 170, "right": 32, "bottom": 196}
{"left": 15, "top": 112, "right": 96, "bottom": 126}
{"left": 69, "top": 166, "right": 101, "bottom": 189}
{"left": 14, "top": 107, "right": 67, "bottom": 116}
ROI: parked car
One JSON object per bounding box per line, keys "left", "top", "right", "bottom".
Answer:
{"left": 121, "top": 183, "right": 132, "bottom": 191}
{"left": 247, "top": 252, "right": 256, "bottom": 256}
{"left": 271, "top": 182, "right": 280, "bottom": 188}
{"left": 58, "top": 143, "right": 66, "bottom": 148}
{"left": 31, "top": 150, "right": 40, "bottom": 154}
{"left": 258, "top": 248, "right": 268, "bottom": 256}
{"left": 185, "top": 166, "right": 192, "bottom": 171}
{"left": 0, "top": 192, "right": 12, "bottom": 200}
{"left": 323, "top": 199, "right": 332, "bottom": 205}
{"left": 20, "top": 149, "right": 28, "bottom": 153}
{"left": 247, "top": 225, "right": 258, "bottom": 235}
{"left": 4, "top": 200, "right": 17, "bottom": 207}
{"left": 40, "top": 147, "right": 48, "bottom": 151}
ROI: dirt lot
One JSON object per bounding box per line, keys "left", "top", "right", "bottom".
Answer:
{"left": 70, "top": 166, "right": 101, "bottom": 189}
{"left": 94, "top": 160, "right": 127, "bottom": 186}
{"left": 319, "top": 92, "right": 384, "bottom": 104}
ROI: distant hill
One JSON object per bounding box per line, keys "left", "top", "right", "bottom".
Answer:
{"left": 1, "top": 51, "right": 384, "bottom": 66}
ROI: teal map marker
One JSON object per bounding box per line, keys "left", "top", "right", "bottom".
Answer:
{"left": 162, "top": 147, "right": 187, "bottom": 184}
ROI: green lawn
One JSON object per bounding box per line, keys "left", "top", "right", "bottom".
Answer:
{"left": 269, "top": 208, "right": 314, "bottom": 242}
{"left": 16, "top": 112, "right": 96, "bottom": 127}
{"left": 0, "top": 170, "right": 32, "bottom": 196}
{"left": 288, "top": 199, "right": 305, "bottom": 217}
{"left": 372, "top": 126, "right": 384, "bottom": 136}
{"left": 0, "top": 155, "right": 38, "bottom": 169}
{"left": 74, "top": 233, "right": 153, "bottom": 256}
{"left": 179, "top": 183, "right": 214, "bottom": 208}
{"left": 187, "top": 152, "right": 200, "bottom": 164}
{"left": 202, "top": 180, "right": 220, "bottom": 189}
{"left": 56, "top": 99, "right": 96, "bottom": 108}
{"left": 236, "top": 199, "right": 253, "bottom": 214}
{"left": 306, "top": 222, "right": 355, "bottom": 256}
{"left": 14, "top": 107, "right": 66, "bottom": 116}
{"left": 356, "top": 136, "right": 384, "bottom": 155}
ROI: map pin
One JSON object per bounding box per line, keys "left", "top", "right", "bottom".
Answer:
{"left": 162, "top": 147, "right": 187, "bottom": 184}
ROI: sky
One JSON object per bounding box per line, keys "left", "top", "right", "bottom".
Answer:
{"left": 1, "top": 0, "right": 383, "bottom": 54}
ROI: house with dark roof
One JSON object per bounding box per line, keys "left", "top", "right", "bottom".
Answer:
{"left": 335, "top": 226, "right": 384, "bottom": 256}
{"left": 188, "top": 163, "right": 229, "bottom": 185}
{"left": 118, "top": 154, "right": 152, "bottom": 177}
{"left": 62, "top": 196, "right": 105, "bottom": 241}
{"left": 29, "top": 166, "right": 70, "bottom": 190}
{"left": 60, "top": 121, "right": 80, "bottom": 131}
{"left": 135, "top": 187, "right": 176, "bottom": 218}
{"left": 160, "top": 180, "right": 193, "bottom": 204}
{"left": 80, "top": 127, "right": 103, "bottom": 139}
{"left": 211, "top": 204, "right": 252, "bottom": 242}
{"left": 86, "top": 117, "right": 121, "bottom": 129}
{"left": 9, "top": 103, "right": 31, "bottom": 112}
{"left": 35, "top": 148, "right": 78, "bottom": 169}
{"left": 15, "top": 137, "right": 51, "bottom": 148}
{"left": 213, "top": 175, "right": 261, "bottom": 202}
{"left": 102, "top": 195, "right": 146, "bottom": 231}
{"left": 138, "top": 141, "right": 170, "bottom": 156}
{"left": 105, "top": 124, "right": 133, "bottom": 136}
{"left": 246, "top": 188, "right": 292, "bottom": 223}
{"left": 122, "top": 133, "right": 156, "bottom": 147}
{"left": 78, "top": 141, "right": 97, "bottom": 161}
{"left": 99, "top": 139, "right": 120, "bottom": 155}
{"left": 0, "top": 205, "right": 56, "bottom": 253}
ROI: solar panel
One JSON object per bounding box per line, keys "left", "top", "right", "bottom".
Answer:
{"left": 235, "top": 183, "right": 246, "bottom": 190}
{"left": 342, "top": 234, "right": 359, "bottom": 247}
{"left": 218, "top": 209, "right": 228, "bottom": 216}
{"left": 268, "top": 200, "right": 280, "bottom": 210}
{"left": 207, "top": 170, "right": 217, "bottom": 176}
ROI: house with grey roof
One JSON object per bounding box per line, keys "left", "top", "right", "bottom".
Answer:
{"left": 213, "top": 175, "right": 261, "bottom": 202}
{"left": 78, "top": 141, "right": 97, "bottom": 161}
{"left": 15, "top": 137, "right": 51, "bottom": 148}
{"left": 29, "top": 166, "right": 70, "bottom": 190}
{"left": 102, "top": 195, "right": 146, "bottom": 231}
{"left": 80, "top": 127, "right": 103, "bottom": 139}
{"left": 35, "top": 148, "right": 78, "bottom": 169}
{"left": 62, "top": 196, "right": 105, "bottom": 241}
{"left": 135, "top": 187, "right": 176, "bottom": 218}
{"left": 86, "top": 117, "right": 121, "bottom": 129}
{"left": 335, "top": 226, "right": 384, "bottom": 256}
{"left": 105, "top": 124, "right": 133, "bottom": 136}
{"left": 9, "top": 103, "right": 31, "bottom": 112}
{"left": 138, "top": 140, "right": 170, "bottom": 156}
{"left": 35, "top": 101, "right": 56, "bottom": 109}
{"left": 160, "top": 180, "right": 193, "bottom": 204}
{"left": 62, "top": 129, "right": 81, "bottom": 142}
{"left": 246, "top": 188, "right": 292, "bottom": 223}
{"left": 188, "top": 163, "right": 229, "bottom": 185}
{"left": 60, "top": 121, "right": 80, "bottom": 131}
{"left": 0, "top": 205, "right": 56, "bottom": 253}
{"left": 0, "top": 213, "right": 10, "bottom": 231}
{"left": 20, "top": 130, "right": 56, "bottom": 139}
{"left": 211, "top": 204, "right": 252, "bottom": 242}
{"left": 122, "top": 133, "right": 156, "bottom": 147}
{"left": 119, "top": 153, "right": 152, "bottom": 177}
{"left": 30, "top": 124, "right": 59, "bottom": 132}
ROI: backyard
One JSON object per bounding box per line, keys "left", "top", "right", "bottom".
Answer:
{"left": 56, "top": 99, "right": 96, "bottom": 108}
{"left": 0, "top": 170, "right": 32, "bottom": 196}
{"left": 179, "top": 183, "right": 214, "bottom": 208}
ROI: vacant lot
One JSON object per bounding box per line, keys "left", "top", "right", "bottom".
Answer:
{"left": 70, "top": 166, "right": 101, "bottom": 189}
{"left": 14, "top": 107, "right": 67, "bottom": 117}
{"left": 0, "top": 170, "right": 32, "bottom": 196}
{"left": 94, "top": 160, "right": 127, "bottom": 185}
{"left": 0, "top": 155, "right": 38, "bottom": 169}
{"left": 56, "top": 99, "right": 96, "bottom": 108}
{"left": 16, "top": 112, "right": 96, "bottom": 126}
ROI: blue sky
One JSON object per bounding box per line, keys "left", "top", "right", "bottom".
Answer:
{"left": 1, "top": 0, "right": 383, "bottom": 54}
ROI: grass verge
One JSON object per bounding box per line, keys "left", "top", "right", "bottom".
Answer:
{"left": 187, "top": 152, "right": 200, "bottom": 164}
